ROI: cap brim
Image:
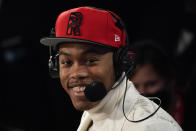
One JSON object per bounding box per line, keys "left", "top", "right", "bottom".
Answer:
{"left": 40, "top": 37, "right": 114, "bottom": 49}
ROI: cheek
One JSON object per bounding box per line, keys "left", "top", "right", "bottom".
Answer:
{"left": 155, "top": 80, "right": 165, "bottom": 90}
{"left": 59, "top": 68, "right": 69, "bottom": 90}
{"left": 90, "top": 63, "right": 115, "bottom": 90}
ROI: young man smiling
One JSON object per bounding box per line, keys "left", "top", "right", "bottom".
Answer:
{"left": 58, "top": 43, "right": 115, "bottom": 110}
{"left": 40, "top": 6, "right": 182, "bottom": 131}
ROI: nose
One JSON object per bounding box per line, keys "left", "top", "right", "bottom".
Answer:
{"left": 70, "top": 63, "right": 89, "bottom": 80}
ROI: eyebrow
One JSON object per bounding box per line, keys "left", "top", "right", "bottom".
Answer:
{"left": 58, "top": 51, "right": 70, "bottom": 56}
{"left": 59, "top": 47, "right": 112, "bottom": 56}
{"left": 82, "top": 48, "right": 109, "bottom": 55}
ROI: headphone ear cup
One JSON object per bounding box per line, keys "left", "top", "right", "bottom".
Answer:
{"left": 122, "top": 50, "right": 135, "bottom": 78}
{"left": 113, "top": 47, "right": 134, "bottom": 80}
{"left": 48, "top": 55, "right": 59, "bottom": 78}
{"left": 113, "top": 47, "right": 125, "bottom": 80}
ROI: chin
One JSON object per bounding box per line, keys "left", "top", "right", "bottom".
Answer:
{"left": 73, "top": 101, "right": 99, "bottom": 111}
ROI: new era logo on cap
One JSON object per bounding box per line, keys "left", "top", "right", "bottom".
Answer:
{"left": 115, "top": 34, "right": 120, "bottom": 42}
{"left": 40, "top": 7, "right": 126, "bottom": 48}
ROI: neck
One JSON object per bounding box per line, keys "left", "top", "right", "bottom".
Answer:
{"left": 86, "top": 76, "right": 128, "bottom": 121}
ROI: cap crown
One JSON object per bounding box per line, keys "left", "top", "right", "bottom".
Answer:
{"left": 55, "top": 7, "right": 126, "bottom": 47}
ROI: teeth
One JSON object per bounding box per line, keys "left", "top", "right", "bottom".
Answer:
{"left": 73, "top": 86, "right": 86, "bottom": 92}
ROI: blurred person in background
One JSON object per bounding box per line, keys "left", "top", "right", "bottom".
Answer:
{"left": 129, "top": 40, "right": 185, "bottom": 125}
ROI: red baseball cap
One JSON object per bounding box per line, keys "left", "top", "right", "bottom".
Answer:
{"left": 40, "top": 7, "right": 126, "bottom": 48}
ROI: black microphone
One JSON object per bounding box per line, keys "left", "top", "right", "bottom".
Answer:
{"left": 84, "top": 72, "right": 128, "bottom": 102}
{"left": 83, "top": 69, "right": 131, "bottom": 102}
{"left": 84, "top": 82, "right": 107, "bottom": 102}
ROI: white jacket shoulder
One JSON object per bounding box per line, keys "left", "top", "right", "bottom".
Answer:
{"left": 122, "top": 94, "right": 183, "bottom": 131}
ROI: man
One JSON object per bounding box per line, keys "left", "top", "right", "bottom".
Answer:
{"left": 40, "top": 6, "right": 182, "bottom": 131}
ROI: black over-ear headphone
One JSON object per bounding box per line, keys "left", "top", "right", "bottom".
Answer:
{"left": 48, "top": 11, "right": 134, "bottom": 80}
{"left": 110, "top": 12, "right": 134, "bottom": 80}
{"left": 48, "top": 28, "right": 60, "bottom": 78}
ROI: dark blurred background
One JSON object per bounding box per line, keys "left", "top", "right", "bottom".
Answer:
{"left": 0, "top": 0, "right": 195, "bottom": 130}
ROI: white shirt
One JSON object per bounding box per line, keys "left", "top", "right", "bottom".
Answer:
{"left": 77, "top": 77, "right": 183, "bottom": 131}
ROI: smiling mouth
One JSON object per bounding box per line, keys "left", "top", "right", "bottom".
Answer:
{"left": 72, "top": 86, "right": 86, "bottom": 92}
{"left": 70, "top": 86, "right": 86, "bottom": 97}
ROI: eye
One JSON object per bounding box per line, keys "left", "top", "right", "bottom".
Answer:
{"left": 86, "top": 58, "right": 98, "bottom": 65}
{"left": 145, "top": 81, "right": 157, "bottom": 88}
{"left": 60, "top": 59, "right": 73, "bottom": 67}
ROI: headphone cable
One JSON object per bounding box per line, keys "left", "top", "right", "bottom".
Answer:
{"left": 111, "top": 62, "right": 135, "bottom": 89}
{"left": 122, "top": 77, "right": 162, "bottom": 123}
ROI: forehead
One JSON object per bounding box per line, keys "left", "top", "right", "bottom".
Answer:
{"left": 133, "top": 64, "right": 162, "bottom": 81}
{"left": 59, "top": 42, "right": 93, "bottom": 49}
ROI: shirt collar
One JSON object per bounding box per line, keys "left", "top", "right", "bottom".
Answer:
{"left": 86, "top": 74, "right": 131, "bottom": 121}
